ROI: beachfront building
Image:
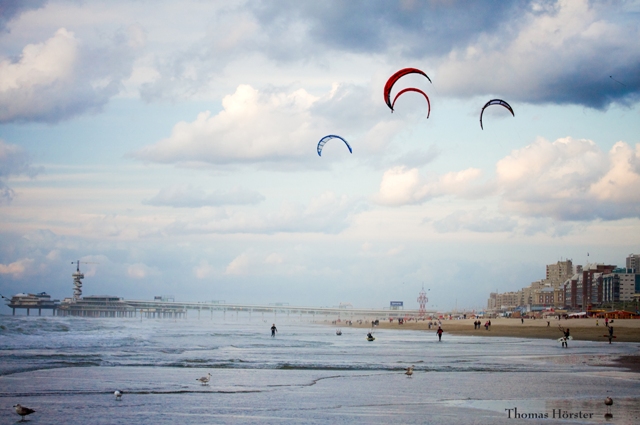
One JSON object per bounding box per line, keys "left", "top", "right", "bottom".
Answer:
{"left": 563, "top": 264, "right": 616, "bottom": 310}
{"left": 564, "top": 273, "right": 581, "bottom": 309}
{"left": 626, "top": 253, "right": 640, "bottom": 271}
{"left": 533, "top": 285, "right": 565, "bottom": 307}
{"left": 487, "top": 292, "right": 520, "bottom": 311}
{"left": 602, "top": 268, "right": 640, "bottom": 304}
{"left": 546, "top": 260, "right": 573, "bottom": 285}
{"left": 487, "top": 293, "right": 497, "bottom": 310}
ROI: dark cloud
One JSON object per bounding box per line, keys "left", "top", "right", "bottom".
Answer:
{"left": 0, "top": 0, "right": 47, "bottom": 32}
{"left": 248, "top": 0, "right": 531, "bottom": 58}
{"left": 144, "top": 185, "right": 265, "bottom": 208}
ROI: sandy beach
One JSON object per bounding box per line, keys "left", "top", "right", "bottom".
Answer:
{"left": 349, "top": 317, "right": 640, "bottom": 343}
{"left": 346, "top": 317, "right": 640, "bottom": 372}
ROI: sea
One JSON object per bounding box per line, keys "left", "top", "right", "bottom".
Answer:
{"left": 1, "top": 315, "right": 639, "bottom": 425}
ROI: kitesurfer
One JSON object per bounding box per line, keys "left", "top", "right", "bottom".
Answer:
{"left": 271, "top": 323, "right": 277, "bottom": 337}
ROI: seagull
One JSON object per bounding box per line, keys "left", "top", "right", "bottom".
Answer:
{"left": 405, "top": 366, "right": 414, "bottom": 377}
{"left": 114, "top": 390, "right": 123, "bottom": 400}
{"left": 13, "top": 404, "right": 36, "bottom": 422}
{"left": 605, "top": 396, "right": 613, "bottom": 413}
{"left": 197, "top": 372, "right": 211, "bottom": 385}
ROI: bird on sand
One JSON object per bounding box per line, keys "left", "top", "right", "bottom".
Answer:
{"left": 114, "top": 390, "right": 123, "bottom": 400}
{"left": 13, "top": 404, "right": 36, "bottom": 421}
{"left": 405, "top": 366, "right": 414, "bottom": 377}
{"left": 197, "top": 372, "right": 211, "bottom": 385}
{"left": 605, "top": 396, "right": 613, "bottom": 412}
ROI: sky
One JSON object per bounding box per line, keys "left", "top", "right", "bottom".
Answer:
{"left": 1, "top": 0, "right": 639, "bottom": 313}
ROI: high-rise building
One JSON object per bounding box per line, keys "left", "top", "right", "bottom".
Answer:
{"left": 626, "top": 254, "right": 640, "bottom": 272}
{"left": 546, "top": 260, "right": 573, "bottom": 286}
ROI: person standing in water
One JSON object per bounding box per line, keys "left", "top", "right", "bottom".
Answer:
{"left": 271, "top": 323, "right": 277, "bottom": 337}
{"left": 559, "top": 326, "right": 570, "bottom": 348}
{"left": 607, "top": 325, "right": 614, "bottom": 344}
{"left": 436, "top": 326, "right": 443, "bottom": 341}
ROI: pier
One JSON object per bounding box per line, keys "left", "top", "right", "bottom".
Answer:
{"left": 7, "top": 296, "right": 430, "bottom": 321}
{"left": 4, "top": 263, "right": 435, "bottom": 320}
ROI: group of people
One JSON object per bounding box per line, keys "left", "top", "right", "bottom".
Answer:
{"left": 473, "top": 320, "right": 490, "bottom": 330}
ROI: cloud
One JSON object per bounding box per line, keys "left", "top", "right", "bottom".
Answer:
{"left": 375, "top": 136, "right": 640, "bottom": 223}
{"left": 0, "top": 182, "right": 15, "bottom": 205}
{"left": 225, "top": 253, "right": 249, "bottom": 275}
{"left": 436, "top": 0, "right": 640, "bottom": 108}
{"left": 144, "top": 185, "right": 265, "bottom": 208}
{"left": 248, "top": 1, "right": 640, "bottom": 108}
{"left": 132, "top": 83, "right": 388, "bottom": 166}
{"left": 498, "top": 137, "right": 640, "bottom": 220}
{"left": 374, "top": 166, "right": 485, "bottom": 206}
{"left": 127, "top": 262, "right": 158, "bottom": 279}
{"left": 0, "top": 27, "right": 141, "bottom": 123}
{"left": 194, "top": 260, "right": 214, "bottom": 279}
{"left": 432, "top": 209, "right": 518, "bottom": 233}
{"left": 0, "top": 139, "right": 42, "bottom": 206}
{"left": 0, "top": 258, "right": 34, "bottom": 278}
{"left": 0, "top": 0, "right": 47, "bottom": 32}
{"left": 248, "top": 0, "right": 524, "bottom": 59}
{"left": 164, "top": 191, "right": 360, "bottom": 235}
{"left": 132, "top": 85, "right": 318, "bottom": 165}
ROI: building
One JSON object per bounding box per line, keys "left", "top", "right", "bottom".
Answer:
{"left": 546, "top": 260, "right": 573, "bottom": 286}
{"left": 602, "top": 268, "right": 640, "bottom": 304}
{"left": 626, "top": 253, "right": 640, "bottom": 272}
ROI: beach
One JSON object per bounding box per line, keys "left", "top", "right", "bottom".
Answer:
{"left": 2, "top": 316, "right": 640, "bottom": 424}
{"left": 349, "top": 317, "right": 640, "bottom": 343}
{"left": 348, "top": 316, "right": 640, "bottom": 373}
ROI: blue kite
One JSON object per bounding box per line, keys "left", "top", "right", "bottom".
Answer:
{"left": 317, "top": 135, "right": 352, "bottom": 157}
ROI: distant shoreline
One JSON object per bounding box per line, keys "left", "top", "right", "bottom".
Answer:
{"left": 342, "top": 317, "right": 640, "bottom": 343}
{"left": 341, "top": 317, "right": 640, "bottom": 373}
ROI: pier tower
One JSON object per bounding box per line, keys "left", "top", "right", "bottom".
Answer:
{"left": 417, "top": 286, "right": 428, "bottom": 318}
{"left": 71, "top": 261, "right": 85, "bottom": 300}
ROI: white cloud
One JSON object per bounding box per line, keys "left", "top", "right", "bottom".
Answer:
{"left": 225, "top": 253, "right": 249, "bottom": 275}
{"left": 132, "top": 82, "right": 393, "bottom": 166}
{"left": 0, "top": 27, "right": 140, "bottom": 123}
{"left": 165, "top": 191, "right": 360, "bottom": 235}
{"left": 0, "top": 258, "right": 34, "bottom": 277}
{"left": 374, "top": 166, "right": 484, "bottom": 206}
{"left": 194, "top": 260, "right": 214, "bottom": 279}
{"left": 497, "top": 137, "right": 640, "bottom": 220}
{"left": 436, "top": 0, "right": 640, "bottom": 108}
{"left": 127, "top": 263, "right": 157, "bottom": 279}
{"left": 375, "top": 137, "right": 640, "bottom": 223}
{"left": 264, "top": 253, "right": 284, "bottom": 264}
{"left": 133, "top": 84, "right": 320, "bottom": 165}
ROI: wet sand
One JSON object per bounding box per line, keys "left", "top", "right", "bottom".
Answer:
{"left": 347, "top": 317, "right": 640, "bottom": 343}
{"left": 345, "top": 317, "right": 640, "bottom": 373}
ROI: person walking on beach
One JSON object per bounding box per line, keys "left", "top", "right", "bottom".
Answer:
{"left": 521, "top": 318, "right": 524, "bottom": 324}
{"left": 271, "top": 324, "right": 277, "bottom": 337}
{"left": 436, "top": 326, "right": 443, "bottom": 341}
{"left": 607, "top": 325, "right": 614, "bottom": 344}
{"left": 559, "top": 326, "right": 570, "bottom": 348}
